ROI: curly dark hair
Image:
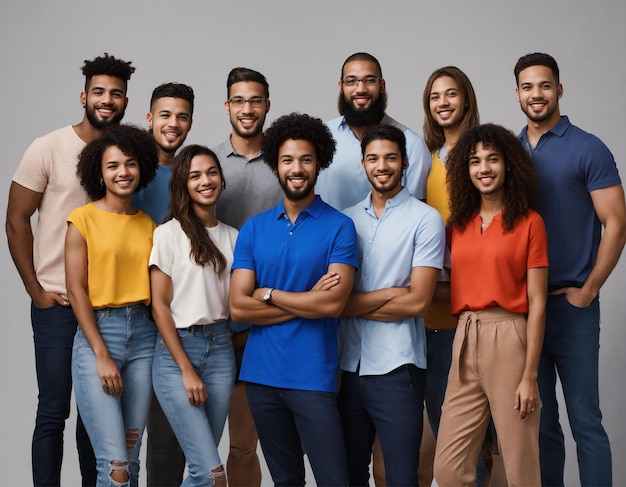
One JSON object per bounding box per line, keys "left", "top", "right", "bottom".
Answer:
{"left": 446, "top": 123, "right": 538, "bottom": 233}
{"left": 81, "top": 53, "right": 135, "bottom": 91}
{"left": 165, "top": 145, "right": 227, "bottom": 275}
{"left": 262, "top": 112, "right": 336, "bottom": 172}
{"left": 77, "top": 124, "right": 158, "bottom": 201}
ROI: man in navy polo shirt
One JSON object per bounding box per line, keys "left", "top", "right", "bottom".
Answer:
{"left": 229, "top": 112, "right": 358, "bottom": 487}
{"left": 515, "top": 52, "right": 626, "bottom": 487}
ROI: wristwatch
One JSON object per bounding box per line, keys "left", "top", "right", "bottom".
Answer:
{"left": 263, "top": 288, "right": 274, "bottom": 305}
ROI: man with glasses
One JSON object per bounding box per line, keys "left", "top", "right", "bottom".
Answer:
{"left": 317, "top": 52, "right": 430, "bottom": 210}
{"left": 211, "top": 67, "right": 282, "bottom": 487}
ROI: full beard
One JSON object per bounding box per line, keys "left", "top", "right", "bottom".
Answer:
{"left": 338, "top": 91, "right": 386, "bottom": 127}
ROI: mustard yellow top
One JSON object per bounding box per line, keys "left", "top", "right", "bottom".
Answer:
{"left": 425, "top": 152, "right": 456, "bottom": 329}
{"left": 67, "top": 203, "right": 155, "bottom": 308}
{"left": 426, "top": 151, "right": 451, "bottom": 224}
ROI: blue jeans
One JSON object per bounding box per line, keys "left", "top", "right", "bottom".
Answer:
{"left": 538, "top": 294, "right": 611, "bottom": 487}
{"left": 31, "top": 302, "right": 96, "bottom": 487}
{"left": 153, "top": 321, "right": 236, "bottom": 487}
{"left": 72, "top": 304, "right": 156, "bottom": 487}
{"left": 246, "top": 382, "right": 348, "bottom": 487}
{"left": 338, "top": 365, "right": 426, "bottom": 487}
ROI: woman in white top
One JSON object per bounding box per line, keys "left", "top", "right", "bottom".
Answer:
{"left": 150, "top": 145, "right": 238, "bottom": 487}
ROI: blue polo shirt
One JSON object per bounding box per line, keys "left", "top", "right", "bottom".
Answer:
{"left": 340, "top": 187, "right": 445, "bottom": 375}
{"left": 233, "top": 196, "right": 358, "bottom": 392}
{"left": 519, "top": 116, "right": 621, "bottom": 290}
{"left": 317, "top": 114, "right": 430, "bottom": 210}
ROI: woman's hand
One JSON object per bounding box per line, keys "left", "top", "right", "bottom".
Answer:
{"left": 182, "top": 369, "right": 208, "bottom": 406}
{"left": 515, "top": 376, "right": 539, "bottom": 420}
{"left": 97, "top": 355, "right": 123, "bottom": 396}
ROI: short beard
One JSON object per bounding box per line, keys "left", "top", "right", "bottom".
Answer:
{"left": 338, "top": 91, "right": 386, "bottom": 127}
{"left": 280, "top": 173, "right": 318, "bottom": 202}
{"left": 85, "top": 105, "right": 125, "bottom": 130}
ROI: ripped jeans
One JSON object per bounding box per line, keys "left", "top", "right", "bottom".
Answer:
{"left": 72, "top": 304, "right": 156, "bottom": 487}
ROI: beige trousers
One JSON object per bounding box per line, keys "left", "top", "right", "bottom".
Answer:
{"left": 434, "top": 308, "right": 540, "bottom": 487}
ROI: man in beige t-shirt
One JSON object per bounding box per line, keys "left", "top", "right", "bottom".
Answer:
{"left": 5, "top": 53, "right": 135, "bottom": 487}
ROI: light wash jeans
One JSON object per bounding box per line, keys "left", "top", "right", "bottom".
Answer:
{"left": 153, "top": 321, "right": 235, "bottom": 487}
{"left": 72, "top": 304, "right": 156, "bottom": 487}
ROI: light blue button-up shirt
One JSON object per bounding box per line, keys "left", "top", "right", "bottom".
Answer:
{"left": 340, "top": 187, "right": 445, "bottom": 375}
{"left": 317, "top": 114, "right": 430, "bottom": 211}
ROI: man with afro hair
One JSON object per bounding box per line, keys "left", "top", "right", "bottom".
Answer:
{"left": 229, "top": 113, "right": 358, "bottom": 487}
{"left": 6, "top": 52, "right": 135, "bottom": 487}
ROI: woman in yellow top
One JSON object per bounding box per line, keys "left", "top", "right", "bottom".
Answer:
{"left": 65, "top": 124, "right": 158, "bottom": 487}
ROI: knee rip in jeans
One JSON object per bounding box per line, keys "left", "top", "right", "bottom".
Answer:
{"left": 109, "top": 460, "right": 129, "bottom": 484}
{"left": 210, "top": 465, "right": 226, "bottom": 486}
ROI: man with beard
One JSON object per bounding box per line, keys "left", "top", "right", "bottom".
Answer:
{"left": 132, "top": 82, "right": 194, "bottom": 487}
{"left": 229, "top": 113, "right": 358, "bottom": 487}
{"left": 514, "top": 52, "right": 626, "bottom": 487}
{"left": 6, "top": 53, "right": 134, "bottom": 487}
{"left": 338, "top": 124, "right": 445, "bottom": 487}
{"left": 211, "top": 67, "right": 282, "bottom": 487}
{"left": 316, "top": 52, "right": 430, "bottom": 210}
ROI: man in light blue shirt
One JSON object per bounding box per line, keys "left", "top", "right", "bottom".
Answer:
{"left": 339, "top": 124, "right": 445, "bottom": 487}
{"left": 316, "top": 52, "right": 430, "bottom": 210}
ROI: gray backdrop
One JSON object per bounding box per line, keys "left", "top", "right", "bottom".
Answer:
{"left": 1, "top": 1, "right": 624, "bottom": 485}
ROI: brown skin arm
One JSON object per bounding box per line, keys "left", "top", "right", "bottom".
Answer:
{"left": 6, "top": 181, "right": 68, "bottom": 307}
{"left": 150, "top": 266, "right": 207, "bottom": 406}
{"left": 355, "top": 266, "right": 440, "bottom": 322}
{"left": 515, "top": 266, "right": 547, "bottom": 420}
{"left": 551, "top": 184, "right": 626, "bottom": 306}
{"left": 342, "top": 287, "right": 409, "bottom": 317}
{"left": 65, "top": 223, "right": 123, "bottom": 396}
{"left": 230, "top": 265, "right": 354, "bottom": 324}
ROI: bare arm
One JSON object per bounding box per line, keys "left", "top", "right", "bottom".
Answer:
{"left": 150, "top": 266, "right": 207, "bottom": 406}
{"left": 342, "top": 287, "right": 409, "bottom": 317}
{"left": 256, "top": 263, "right": 355, "bottom": 319}
{"left": 554, "top": 184, "right": 626, "bottom": 306}
{"left": 229, "top": 268, "right": 296, "bottom": 325}
{"left": 6, "top": 181, "right": 67, "bottom": 307}
{"left": 65, "top": 223, "right": 122, "bottom": 396}
{"left": 515, "top": 266, "right": 547, "bottom": 420}
{"left": 361, "top": 266, "right": 440, "bottom": 322}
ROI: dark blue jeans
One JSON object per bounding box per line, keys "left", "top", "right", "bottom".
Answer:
{"left": 246, "top": 382, "right": 348, "bottom": 487}
{"left": 31, "top": 302, "right": 96, "bottom": 487}
{"left": 338, "top": 365, "right": 426, "bottom": 487}
{"left": 538, "top": 294, "right": 611, "bottom": 487}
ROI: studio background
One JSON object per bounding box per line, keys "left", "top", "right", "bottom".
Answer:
{"left": 1, "top": 1, "right": 624, "bottom": 485}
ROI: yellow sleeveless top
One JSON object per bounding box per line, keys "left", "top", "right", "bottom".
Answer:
{"left": 67, "top": 203, "right": 155, "bottom": 308}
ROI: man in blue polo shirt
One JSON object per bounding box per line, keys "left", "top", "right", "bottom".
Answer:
{"left": 229, "top": 112, "right": 358, "bottom": 487}
{"left": 514, "top": 52, "right": 626, "bottom": 487}
{"left": 338, "top": 124, "right": 445, "bottom": 486}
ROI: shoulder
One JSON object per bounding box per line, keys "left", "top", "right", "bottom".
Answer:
{"left": 325, "top": 116, "right": 344, "bottom": 132}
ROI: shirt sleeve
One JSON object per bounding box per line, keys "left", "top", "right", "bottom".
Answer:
{"left": 149, "top": 223, "right": 174, "bottom": 277}
{"left": 404, "top": 135, "right": 431, "bottom": 200}
{"left": 412, "top": 207, "right": 446, "bottom": 269}
{"left": 13, "top": 137, "right": 51, "bottom": 193}
{"left": 527, "top": 212, "right": 549, "bottom": 269}
{"left": 583, "top": 136, "right": 622, "bottom": 192}
{"left": 232, "top": 220, "right": 256, "bottom": 272}
{"left": 329, "top": 217, "right": 359, "bottom": 270}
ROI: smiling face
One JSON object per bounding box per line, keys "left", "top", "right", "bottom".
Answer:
{"left": 277, "top": 139, "right": 319, "bottom": 203}
{"left": 468, "top": 142, "right": 506, "bottom": 199}
{"left": 429, "top": 75, "right": 465, "bottom": 130}
{"left": 101, "top": 145, "right": 140, "bottom": 198}
{"left": 225, "top": 81, "right": 270, "bottom": 139}
{"left": 516, "top": 65, "right": 562, "bottom": 126}
{"left": 82, "top": 75, "right": 128, "bottom": 129}
{"left": 187, "top": 154, "right": 223, "bottom": 212}
{"left": 147, "top": 97, "right": 192, "bottom": 155}
{"left": 339, "top": 60, "right": 386, "bottom": 126}
{"left": 362, "top": 138, "right": 407, "bottom": 197}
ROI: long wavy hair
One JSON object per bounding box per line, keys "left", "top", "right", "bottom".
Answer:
{"left": 422, "top": 66, "right": 479, "bottom": 153}
{"left": 165, "top": 145, "right": 227, "bottom": 275}
{"left": 446, "top": 124, "right": 538, "bottom": 233}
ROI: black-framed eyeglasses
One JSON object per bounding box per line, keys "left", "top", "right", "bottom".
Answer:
{"left": 341, "top": 77, "right": 381, "bottom": 87}
{"left": 228, "top": 97, "right": 267, "bottom": 108}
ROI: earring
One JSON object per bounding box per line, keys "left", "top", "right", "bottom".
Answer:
{"left": 99, "top": 179, "right": 104, "bottom": 186}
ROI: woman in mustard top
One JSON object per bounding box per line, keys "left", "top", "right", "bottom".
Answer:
{"left": 65, "top": 124, "right": 158, "bottom": 487}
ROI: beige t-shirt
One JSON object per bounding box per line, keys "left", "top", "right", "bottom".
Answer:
{"left": 12, "top": 126, "right": 88, "bottom": 298}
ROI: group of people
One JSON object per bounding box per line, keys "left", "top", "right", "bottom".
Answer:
{"left": 6, "top": 50, "right": 624, "bottom": 487}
